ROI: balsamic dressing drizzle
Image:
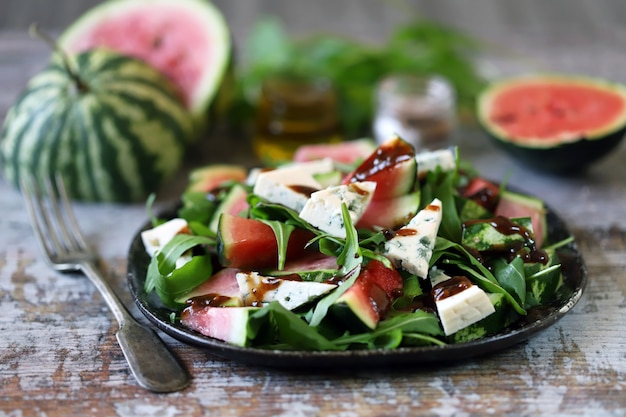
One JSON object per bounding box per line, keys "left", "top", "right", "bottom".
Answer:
{"left": 463, "top": 215, "right": 549, "bottom": 264}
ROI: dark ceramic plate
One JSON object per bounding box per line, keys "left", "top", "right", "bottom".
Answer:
{"left": 127, "top": 203, "right": 587, "bottom": 368}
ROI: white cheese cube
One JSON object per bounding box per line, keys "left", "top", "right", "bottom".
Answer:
{"left": 141, "top": 218, "right": 190, "bottom": 256}
{"left": 236, "top": 272, "right": 337, "bottom": 310}
{"left": 416, "top": 148, "right": 456, "bottom": 178}
{"left": 435, "top": 284, "right": 496, "bottom": 336}
{"left": 299, "top": 182, "right": 376, "bottom": 238}
{"left": 253, "top": 158, "right": 335, "bottom": 212}
{"left": 383, "top": 198, "right": 443, "bottom": 278}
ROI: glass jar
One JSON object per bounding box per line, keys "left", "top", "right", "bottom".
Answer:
{"left": 253, "top": 73, "right": 342, "bottom": 166}
{"left": 373, "top": 74, "right": 457, "bottom": 150}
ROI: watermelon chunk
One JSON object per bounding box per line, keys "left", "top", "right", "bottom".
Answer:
{"left": 175, "top": 267, "right": 242, "bottom": 305}
{"left": 343, "top": 135, "right": 417, "bottom": 200}
{"left": 217, "top": 214, "right": 314, "bottom": 270}
{"left": 495, "top": 190, "right": 547, "bottom": 248}
{"left": 357, "top": 190, "right": 421, "bottom": 230}
{"left": 332, "top": 260, "right": 403, "bottom": 330}
{"left": 180, "top": 305, "right": 259, "bottom": 346}
{"left": 293, "top": 138, "right": 377, "bottom": 165}
{"left": 186, "top": 164, "right": 247, "bottom": 193}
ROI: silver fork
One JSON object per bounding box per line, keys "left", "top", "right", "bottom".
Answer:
{"left": 20, "top": 173, "right": 191, "bottom": 393}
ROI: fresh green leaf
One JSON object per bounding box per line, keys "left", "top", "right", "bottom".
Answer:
{"left": 259, "top": 219, "right": 296, "bottom": 271}
{"left": 334, "top": 310, "right": 443, "bottom": 348}
{"left": 491, "top": 256, "right": 526, "bottom": 305}
{"left": 308, "top": 204, "right": 363, "bottom": 327}
{"left": 177, "top": 191, "right": 216, "bottom": 225}
{"left": 154, "top": 255, "right": 213, "bottom": 307}
{"left": 144, "top": 234, "right": 214, "bottom": 307}
{"left": 256, "top": 302, "right": 342, "bottom": 350}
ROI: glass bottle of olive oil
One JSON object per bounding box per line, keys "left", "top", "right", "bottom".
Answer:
{"left": 253, "top": 73, "right": 342, "bottom": 165}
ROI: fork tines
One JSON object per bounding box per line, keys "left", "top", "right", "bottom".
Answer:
{"left": 20, "top": 173, "right": 91, "bottom": 268}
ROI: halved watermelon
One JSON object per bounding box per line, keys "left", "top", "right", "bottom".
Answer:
{"left": 342, "top": 135, "right": 417, "bottom": 200}
{"left": 477, "top": 74, "right": 626, "bottom": 173}
{"left": 58, "top": 0, "right": 231, "bottom": 128}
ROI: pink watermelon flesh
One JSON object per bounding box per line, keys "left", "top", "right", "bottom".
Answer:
{"left": 177, "top": 267, "right": 241, "bottom": 303}
{"left": 357, "top": 190, "right": 420, "bottom": 230}
{"left": 495, "top": 191, "right": 546, "bottom": 248}
{"left": 280, "top": 252, "right": 338, "bottom": 273}
{"left": 333, "top": 260, "right": 403, "bottom": 330}
{"left": 293, "top": 139, "right": 377, "bottom": 165}
{"left": 343, "top": 136, "right": 417, "bottom": 200}
{"left": 488, "top": 82, "right": 626, "bottom": 142}
{"left": 60, "top": 0, "right": 230, "bottom": 115}
{"left": 187, "top": 165, "right": 247, "bottom": 193}
{"left": 181, "top": 305, "right": 257, "bottom": 346}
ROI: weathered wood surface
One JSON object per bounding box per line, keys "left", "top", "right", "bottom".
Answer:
{"left": 2, "top": 2, "right": 626, "bottom": 414}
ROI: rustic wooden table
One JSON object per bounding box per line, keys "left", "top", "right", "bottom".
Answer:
{"left": 2, "top": 4, "right": 626, "bottom": 415}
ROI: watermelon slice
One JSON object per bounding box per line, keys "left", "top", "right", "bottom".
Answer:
{"left": 356, "top": 190, "right": 421, "bottom": 230}
{"left": 174, "top": 267, "right": 242, "bottom": 304}
{"left": 217, "top": 214, "right": 315, "bottom": 270}
{"left": 495, "top": 190, "right": 547, "bottom": 248}
{"left": 181, "top": 305, "right": 259, "bottom": 346}
{"left": 332, "top": 260, "right": 403, "bottom": 330}
{"left": 58, "top": 0, "right": 231, "bottom": 124}
{"left": 293, "top": 139, "right": 377, "bottom": 165}
{"left": 186, "top": 164, "right": 248, "bottom": 193}
{"left": 342, "top": 135, "right": 417, "bottom": 200}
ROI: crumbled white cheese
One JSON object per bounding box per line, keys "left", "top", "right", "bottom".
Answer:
{"left": 299, "top": 181, "right": 376, "bottom": 238}
{"left": 383, "top": 198, "right": 443, "bottom": 278}
{"left": 236, "top": 272, "right": 337, "bottom": 310}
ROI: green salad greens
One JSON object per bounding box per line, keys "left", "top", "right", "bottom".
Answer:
{"left": 141, "top": 143, "right": 573, "bottom": 351}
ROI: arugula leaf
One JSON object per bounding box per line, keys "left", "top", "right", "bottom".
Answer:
{"left": 334, "top": 310, "right": 444, "bottom": 348}
{"left": 308, "top": 204, "right": 363, "bottom": 327}
{"left": 145, "top": 193, "right": 161, "bottom": 227}
{"left": 144, "top": 234, "right": 214, "bottom": 307}
{"left": 490, "top": 256, "right": 526, "bottom": 305}
{"left": 155, "top": 255, "right": 213, "bottom": 307}
{"left": 259, "top": 219, "right": 296, "bottom": 271}
{"left": 433, "top": 236, "right": 526, "bottom": 315}
{"left": 177, "top": 191, "right": 216, "bottom": 226}
{"left": 254, "top": 302, "right": 342, "bottom": 350}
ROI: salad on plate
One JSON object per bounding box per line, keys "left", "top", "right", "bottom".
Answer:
{"left": 139, "top": 135, "right": 573, "bottom": 351}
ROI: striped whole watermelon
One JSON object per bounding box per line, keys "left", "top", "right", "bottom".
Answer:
{"left": 58, "top": 0, "right": 232, "bottom": 130}
{"left": 0, "top": 48, "right": 195, "bottom": 202}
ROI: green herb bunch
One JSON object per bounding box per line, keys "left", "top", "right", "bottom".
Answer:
{"left": 229, "top": 16, "right": 487, "bottom": 138}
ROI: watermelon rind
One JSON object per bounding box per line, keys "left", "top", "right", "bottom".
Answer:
{"left": 477, "top": 73, "right": 626, "bottom": 173}
{"left": 58, "top": 0, "right": 231, "bottom": 131}
{"left": 0, "top": 49, "right": 194, "bottom": 202}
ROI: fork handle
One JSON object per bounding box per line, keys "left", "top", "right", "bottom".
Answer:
{"left": 80, "top": 262, "right": 191, "bottom": 392}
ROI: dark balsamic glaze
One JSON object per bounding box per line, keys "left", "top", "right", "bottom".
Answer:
{"left": 185, "top": 293, "right": 233, "bottom": 309}
{"left": 287, "top": 184, "right": 319, "bottom": 198}
{"left": 347, "top": 139, "right": 414, "bottom": 182}
{"left": 432, "top": 275, "right": 473, "bottom": 301}
{"left": 247, "top": 274, "right": 303, "bottom": 307}
{"left": 467, "top": 187, "right": 499, "bottom": 212}
{"left": 463, "top": 215, "right": 549, "bottom": 264}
